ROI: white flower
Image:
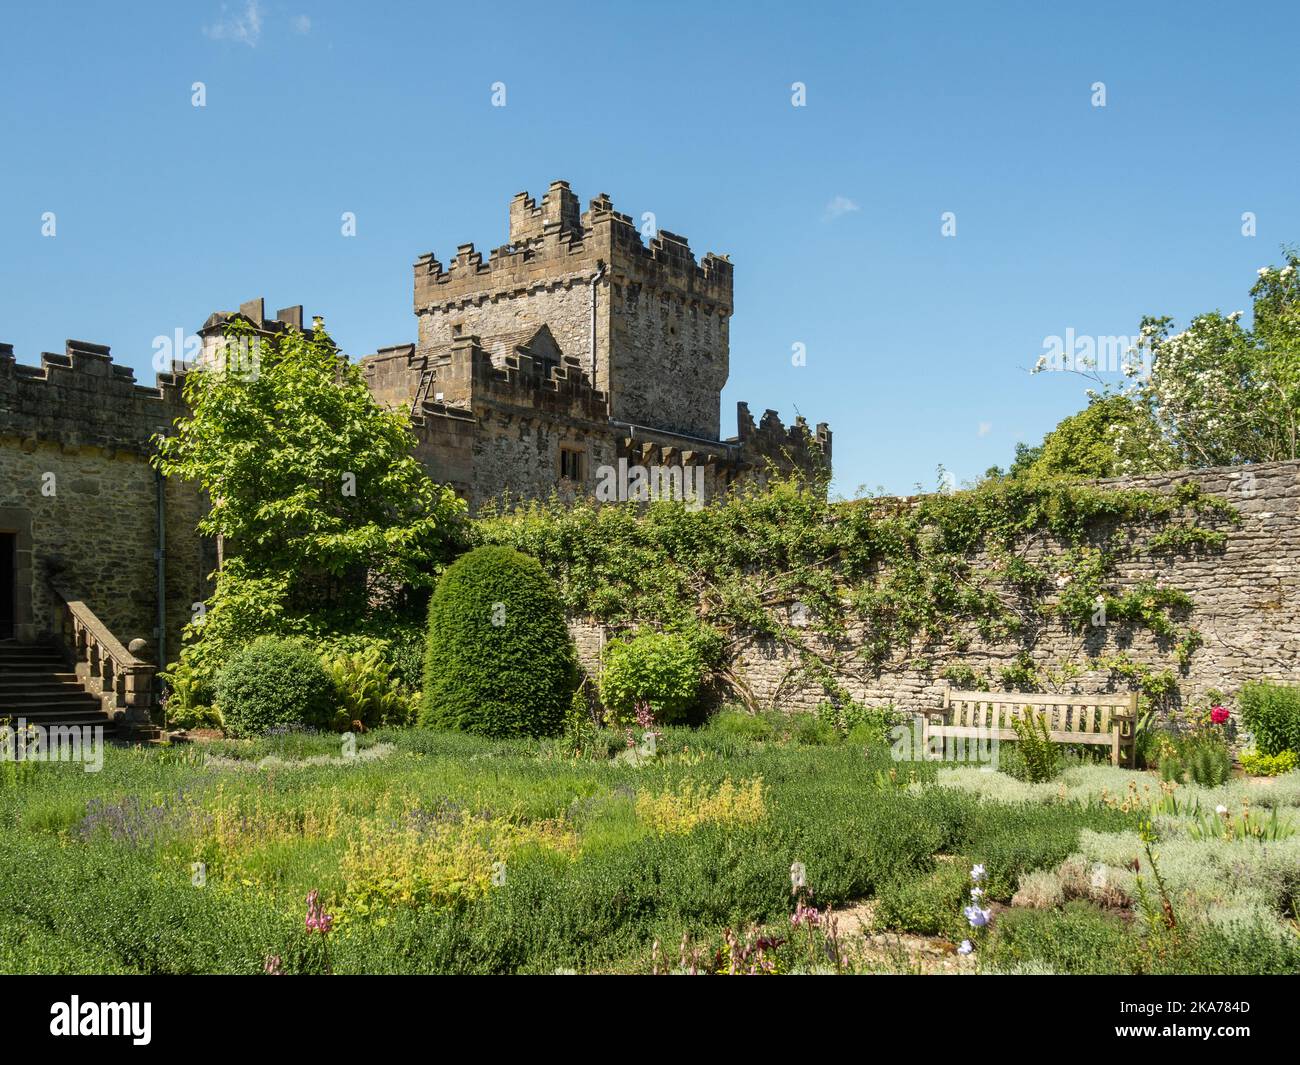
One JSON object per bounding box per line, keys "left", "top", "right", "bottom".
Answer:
{"left": 1258, "top": 267, "right": 1269, "bottom": 276}
{"left": 971, "top": 864, "right": 986, "bottom": 883}
{"left": 958, "top": 940, "right": 974, "bottom": 955}
{"left": 1215, "top": 804, "right": 1228, "bottom": 815}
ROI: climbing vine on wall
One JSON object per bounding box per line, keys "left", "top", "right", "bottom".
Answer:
{"left": 473, "top": 472, "right": 1239, "bottom": 706}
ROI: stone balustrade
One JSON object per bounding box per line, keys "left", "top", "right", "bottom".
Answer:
{"left": 49, "top": 582, "right": 156, "bottom": 737}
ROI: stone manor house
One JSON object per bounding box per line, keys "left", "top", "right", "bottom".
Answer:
{"left": 0, "top": 181, "right": 829, "bottom": 732}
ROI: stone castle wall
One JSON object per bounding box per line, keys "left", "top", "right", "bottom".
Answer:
{"left": 569, "top": 460, "right": 1300, "bottom": 719}
{"left": 0, "top": 341, "right": 209, "bottom": 661}
{"left": 411, "top": 181, "right": 734, "bottom": 442}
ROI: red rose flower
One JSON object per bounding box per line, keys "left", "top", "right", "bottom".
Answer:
{"left": 1210, "top": 706, "right": 1229, "bottom": 724}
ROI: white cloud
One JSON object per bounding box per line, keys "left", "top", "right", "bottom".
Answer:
{"left": 204, "top": 0, "right": 264, "bottom": 47}
{"left": 977, "top": 421, "right": 992, "bottom": 437}
{"left": 823, "top": 195, "right": 860, "bottom": 222}
{"left": 292, "top": 14, "right": 312, "bottom": 34}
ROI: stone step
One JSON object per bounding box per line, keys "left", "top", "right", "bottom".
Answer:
{"left": 0, "top": 696, "right": 105, "bottom": 711}
{"left": 0, "top": 686, "right": 101, "bottom": 702}
{"left": 0, "top": 665, "right": 77, "bottom": 676}
{"left": 0, "top": 678, "right": 88, "bottom": 692}
{"left": 0, "top": 717, "right": 118, "bottom": 733}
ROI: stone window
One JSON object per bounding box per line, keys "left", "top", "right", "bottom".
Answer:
{"left": 559, "top": 446, "right": 584, "bottom": 482}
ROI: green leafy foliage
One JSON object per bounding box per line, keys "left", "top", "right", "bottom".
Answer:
{"left": 319, "top": 643, "right": 416, "bottom": 731}
{"left": 1012, "top": 393, "right": 1175, "bottom": 480}
{"left": 475, "top": 472, "right": 1231, "bottom": 698}
{"left": 1004, "top": 712, "right": 1062, "bottom": 783}
{"left": 215, "top": 637, "right": 336, "bottom": 737}
{"left": 1239, "top": 681, "right": 1300, "bottom": 756}
{"left": 599, "top": 626, "right": 714, "bottom": 726}
{"left": 1014, "top": 252, "right": 1300, "bottom": 475}
{"left": 1158, "top": 732, "right": 1232, "bottom": 787}
{"left": 420, "top": 546, "right": 577, "bottom": 737}
{"left": 1240, "top": 749, "right": 1299, "bottom": 777}
{"left": 155, "top": 319, "right": 465, "bottom": 693}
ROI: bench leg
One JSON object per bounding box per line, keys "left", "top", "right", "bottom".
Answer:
{"left": 1110, "top": 730, "right": 1120, "bottom": 767}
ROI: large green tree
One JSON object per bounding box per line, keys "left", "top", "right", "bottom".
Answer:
{"left": 1139, "top": 251, "right": 1300, "bottom": 466}
{"left": 1011, "top": 392, "right": 1174, "bottom": 480}
{"left": 1014, "top": 250, "right": 1300, "bottom": 478}
{"left": 156, "top": 320, "right": 464, "bottom": 679}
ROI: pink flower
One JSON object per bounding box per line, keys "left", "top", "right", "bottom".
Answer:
{"left": 305, "top": 890, "right": 333, "bottom": 935}
{"left": 791, "top": 902, "right": 821, "bottom": 928}
{"left": 1210, "top": 706, "right": 1229, "bottom": 725}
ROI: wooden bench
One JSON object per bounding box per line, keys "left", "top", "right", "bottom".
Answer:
{"left": 922, "top": 688, "right": 1139, "bottom": 767}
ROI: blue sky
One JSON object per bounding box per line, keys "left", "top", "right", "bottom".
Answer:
{"left": 2, "top": 0, "right": 1297, "bottom": 497}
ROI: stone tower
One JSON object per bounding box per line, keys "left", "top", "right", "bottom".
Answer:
{"left": 411, "top": 180, "right": 734, "bottom": 440}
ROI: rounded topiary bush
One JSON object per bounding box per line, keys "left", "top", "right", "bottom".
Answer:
{"left": 215, "top": 636, "right": 336, "bottom": 737}
{"left": 420, "top": 546, "right": 577, "bottom": 737}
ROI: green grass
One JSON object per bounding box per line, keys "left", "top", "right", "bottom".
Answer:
{"left": 0, "top": 726, "right": 1296, "bottom": 974}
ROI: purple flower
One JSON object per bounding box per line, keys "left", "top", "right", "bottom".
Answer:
{"left": 964, "top": 904, "right": 991, "bottom": 929}
{"left": 970, "top": 864, "right": 986, "bottom": 883}
{"left": 958, "top": 940, "right": 973, "bottom": 956}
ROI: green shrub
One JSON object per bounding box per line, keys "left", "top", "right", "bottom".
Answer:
{"left": 1159, "top": 732, "right": 1232, "bottom": 787}
{"left": 983, "top": 901, "right": 1139, "bottom": 974}
{"left": 214, "top": 637, "right": 335, "bottom": 737}
{"left": 317, "top": 622, "right": 427, "bottom": 693}
{"left": 1005, "top": 713, "right": 1061, "bottom": 783}
{"left": 791, "top": 714, "right": 838, "bottom": 746}
{"left": 873, "top": 863, "right": 971, "bottom": 938}
{"left": 1240, "top": 749, "right": 1299, "bottom": 777}
{"left": 158, "top": 659, "right": 220, "bottom": 730}
{"left": 320, "top": 644, "right": 415, "bottom": 731}
{"left": 599, "top": 627, "right": 709, "bottom": 726}
{"left": 1239, "top": 682, "right": 1300, "bottom": 756}
{"left": 706, "top": 710, "right": 774, "bottom": 742}
{"left": 420, "top": 546, "right": 576, "bottom": 737}
{"left": 814, "top": 699, "right": 901, "bottom": 745}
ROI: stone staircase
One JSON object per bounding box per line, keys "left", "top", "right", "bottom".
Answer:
{"left": 0, "top": 640, "right": 121, "bottom": 735}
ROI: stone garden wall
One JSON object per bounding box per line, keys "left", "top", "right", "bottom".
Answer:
{"left": 571, "top": 460, "right": 1300, "bottom": 719}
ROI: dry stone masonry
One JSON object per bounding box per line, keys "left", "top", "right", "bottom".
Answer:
{"left": 731, "top": 461, "right": 1300, "bottom": 716}
{"left": 0, "top": 180, "right": 828, "bottom": 666}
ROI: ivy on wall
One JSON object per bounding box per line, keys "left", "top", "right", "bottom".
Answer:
{"left": 473, "top": 473, "right": 1239, "bottom": 707}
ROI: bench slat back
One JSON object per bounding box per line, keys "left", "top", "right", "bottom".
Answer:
{"left": 947, "top": 690, "right": 1136, "bottom": 734}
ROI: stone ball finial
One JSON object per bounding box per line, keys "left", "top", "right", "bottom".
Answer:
{"left": 128, "top": 638, "right": 149, "bottom": 656}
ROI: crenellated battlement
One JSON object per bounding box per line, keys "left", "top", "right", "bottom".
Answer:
{"left": 0, "top": 339, "right": 187, "bottom": 454}
{"left": 413, "top": 182, "right": 733, "bottom": 315}
{"left": 361, "top": 329, "right": 607, "bottom": 426}
{"left": 732, "top": 401, "right": 832, "bottom": 479}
